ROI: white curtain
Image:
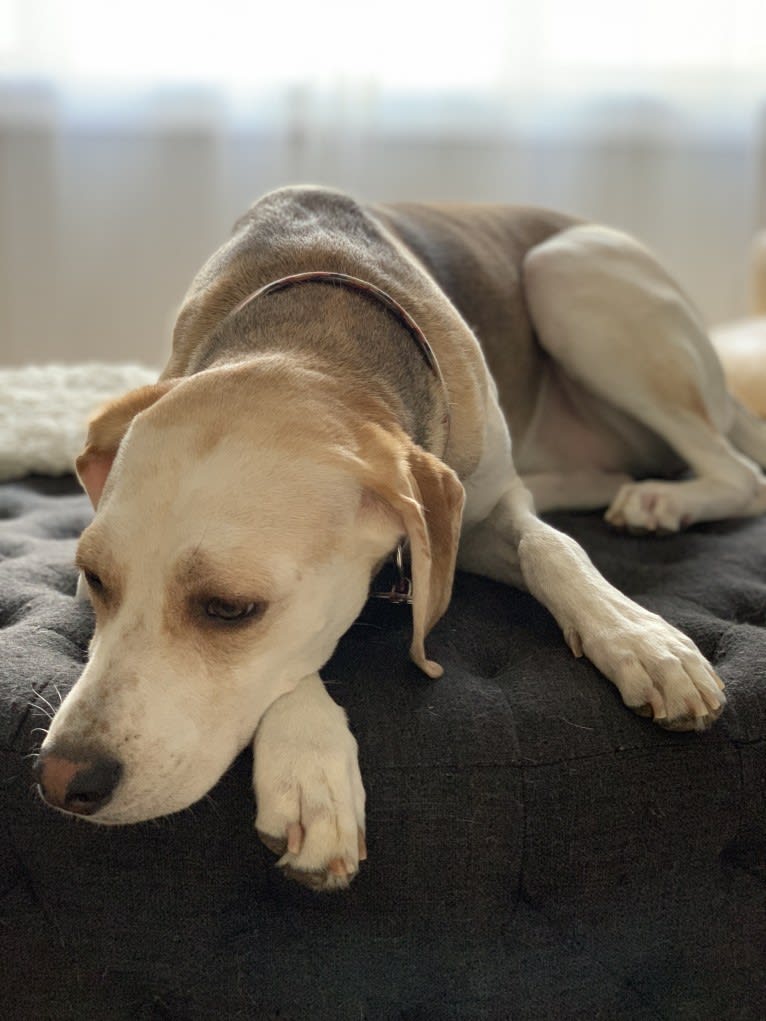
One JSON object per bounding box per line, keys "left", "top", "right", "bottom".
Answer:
{"left": 2, "top": 0, "right": 766, "bottom": 367}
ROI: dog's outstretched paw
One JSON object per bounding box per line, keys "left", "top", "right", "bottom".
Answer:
{"left": 579, "top": 602, "right": 726, "bottom": 731}
{"left": 253, "top": 680, "right": 366, "bottom": 892}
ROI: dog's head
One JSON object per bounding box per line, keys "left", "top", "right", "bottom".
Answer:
{"left": 35, "top": 361, "right": 463, "bottom": 823}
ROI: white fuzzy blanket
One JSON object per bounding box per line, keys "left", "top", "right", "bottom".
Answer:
{"left": 0, "top": 363, "right": 158, "bottom": 480}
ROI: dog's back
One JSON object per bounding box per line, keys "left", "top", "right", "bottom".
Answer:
{"left": 373, "top": 201, "right": 578, "bottom": 437}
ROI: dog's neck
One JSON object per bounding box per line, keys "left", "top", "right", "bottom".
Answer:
{"left": 231, "top": 271, "right": 450, "bottom": 456}
{"left": 192, "top": 271, "right": 451, "bottom": 457}
{"left": 231, "top": 271, "right": 444, "bottom": 382}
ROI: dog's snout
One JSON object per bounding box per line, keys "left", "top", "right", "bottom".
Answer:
{"left": 34, "top": 750, "right": 122, "bottom": 816}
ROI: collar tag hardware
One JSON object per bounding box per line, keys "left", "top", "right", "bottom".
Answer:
{"left": 371, "top": 543, "right": 413, "bottom": 605}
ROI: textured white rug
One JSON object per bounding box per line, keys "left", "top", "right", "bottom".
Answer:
{"left": 0, "top": 363, "right": 157, "bottom": 480}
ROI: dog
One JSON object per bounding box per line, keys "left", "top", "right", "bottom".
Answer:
{"left": 35, "top": 186, "right": 766, "bottom": 890}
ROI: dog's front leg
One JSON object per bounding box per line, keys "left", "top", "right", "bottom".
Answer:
{"left": 253, "top": 672, "right": 366, "bottom": 891}
{"left": 460, "top": 478, "right": 726, "bottom": 730}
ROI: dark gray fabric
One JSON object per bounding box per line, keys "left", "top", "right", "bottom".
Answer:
{"left": 1, "top": 476, "right": 764, "bottom": 1020}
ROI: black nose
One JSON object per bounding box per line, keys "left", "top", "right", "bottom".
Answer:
{"left": 34, "top": 750, "right": 123, "bottom": 816}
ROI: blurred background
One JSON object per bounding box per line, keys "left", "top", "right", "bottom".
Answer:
{"left": 1, "top": 0, "right": 765, "bottom": 367}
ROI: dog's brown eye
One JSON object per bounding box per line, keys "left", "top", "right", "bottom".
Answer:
{"left": 205, "top": 598, "right": 258, "bottom": 622}
{"left": 84, "top": 569, "right": 104, "bottom": 594}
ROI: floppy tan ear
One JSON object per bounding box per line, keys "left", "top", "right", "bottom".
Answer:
{"left": 357, "top": 423, "right": 465, "bottom": 678}
{"left": 75, "top": 381, "right": 177, "bottom": 508}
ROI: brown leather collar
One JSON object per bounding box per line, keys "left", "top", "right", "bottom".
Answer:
{"left": 230, "top": 269, "right": 448, "bottom": 399}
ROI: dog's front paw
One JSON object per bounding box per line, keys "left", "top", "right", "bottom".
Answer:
{"left": 577, "top": 603, "right": 726, "bottom": 731}
{"left": 253, "top": 677, "right": 366, "bottom": 891}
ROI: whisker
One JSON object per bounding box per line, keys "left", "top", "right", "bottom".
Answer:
{"left": 31, "top": 690, "right": 57, "bottom": 715}
{"left": 26, "top": 701, "right": 53, "bottom": 721}
{"left": 29, "top": 726, "right": 50, "bottom": 739}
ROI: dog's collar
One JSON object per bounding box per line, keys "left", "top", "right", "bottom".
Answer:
{"left": 230, "top": 269, "right": 448, "bottom": 415}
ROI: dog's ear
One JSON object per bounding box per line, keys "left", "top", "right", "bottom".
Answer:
{"left": 75, "top": 381, "right": 177, "bottom": 508}
{"left": 356, "top": 423, "right": 465, "bottom": 678}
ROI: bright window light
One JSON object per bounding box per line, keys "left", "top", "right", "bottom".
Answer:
{"left": 1, "top": 0, "right": 765, "bottom": 97}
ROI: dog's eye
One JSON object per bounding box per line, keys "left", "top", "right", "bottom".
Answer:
{"left": 204, "top": 598, "right": 259, "bottom": 622}
{"left": 83, "top": 569, "right": 104, "bottom": 594}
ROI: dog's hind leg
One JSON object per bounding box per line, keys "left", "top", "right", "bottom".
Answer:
{"left": 522, "top": 224, "right": 766, "bottom": 531}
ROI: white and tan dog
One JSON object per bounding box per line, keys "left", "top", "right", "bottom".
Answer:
{"left": 35, "top": 187, "right": 766, "bottom": 890}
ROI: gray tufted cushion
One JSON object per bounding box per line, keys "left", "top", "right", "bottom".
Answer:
{"left": 1, "top": 476, "right": 764, "bottom": 1019}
